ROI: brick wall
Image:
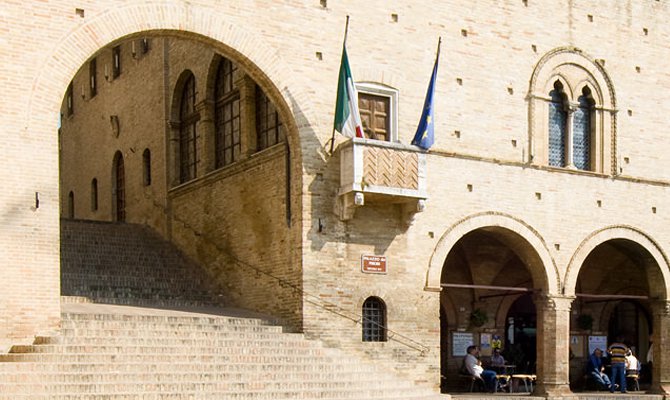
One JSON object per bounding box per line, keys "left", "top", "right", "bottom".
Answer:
{"left": 6, "top": 0, "right": 670, "bottom": 392}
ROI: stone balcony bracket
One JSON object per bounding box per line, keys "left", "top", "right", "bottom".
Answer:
{"left": 335, "top": 138, "right": 428, "bottom": 221}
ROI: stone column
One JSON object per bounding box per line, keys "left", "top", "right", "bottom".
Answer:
{"left": 565, "top": 103, "right": 576, "bottom": 169}
{"left": 649, "top": 300, "right": 670, "bottom": 395}
{"left": 533, "top": 293, "right": 575, "bottom": 398}
{"left": 195, "top": 100, "right": 215, "bottom": 173}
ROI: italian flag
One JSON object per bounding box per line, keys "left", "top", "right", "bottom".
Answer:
{"left": 334, "top": 45, "right": 364, "bottom": 138}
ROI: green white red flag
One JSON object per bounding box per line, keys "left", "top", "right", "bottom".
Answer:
{"left": 333, "top": 45, "right": 363, "bottom": 138}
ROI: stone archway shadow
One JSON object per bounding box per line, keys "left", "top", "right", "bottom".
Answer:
{"left": 425, "top": 211, "right": 560, "bottom": 295}
{"left": 563, "top": 225, "right": 670, "bottom": 300}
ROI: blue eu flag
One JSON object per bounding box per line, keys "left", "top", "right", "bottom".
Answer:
{"left": 412, "top": 39, "right": 440, "bottom": 150}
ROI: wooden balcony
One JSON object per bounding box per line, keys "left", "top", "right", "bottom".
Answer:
{"left": 335, "top": 138, "right": 427, "bottom": 221}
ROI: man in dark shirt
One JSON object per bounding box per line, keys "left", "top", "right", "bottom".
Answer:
{"left": 586, "top": 348, "right": 611, "bottom": 390}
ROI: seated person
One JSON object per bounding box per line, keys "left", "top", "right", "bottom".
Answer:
{"left": 490, "top": 348, "right": 506, "bottom": 374}
{"left": 626, "top": 349, "right": 641, "bottom": 376}
{"left": 464, "top": 345, "right": 498, "bottom": 392}
{"left": 587, "top": 348, "right": 612, "bottom": 390}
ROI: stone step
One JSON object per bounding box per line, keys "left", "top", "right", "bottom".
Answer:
{"left": 0, "top": 382, "right": 437, "bottom": 397}
{"left": 33, "top": 333, "right": 309, "bottom": 346}
{"left": 8, "top": 344, "right": 330, "bottom": 357}
{"left": 0, "top": 372, "right": 416, "bottom": 388}
{"left": 46, "top": 328, "right": 293, "bottom": 341}
{"left": 1, "top": 391, "right": 443, "bottom": 400}
{"left": 0, "top": 361, "right": 386, "bottom": 374}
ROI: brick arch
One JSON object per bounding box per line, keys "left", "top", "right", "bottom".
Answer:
{"left": 425, "top": 212, "right": 560, "bottom": 295}
{"left": 25, "top": 1, "right": 317, "bottom": 161}
{"left": 564, "top": 226, "right": 670, "bottom": 300}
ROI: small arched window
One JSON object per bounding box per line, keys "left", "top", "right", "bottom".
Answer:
{"left": 214, "top": 58, "right": 240, "bottom": 168}
{"left": 91, "top": 178, "right": 98, "bottom": 211}
{"left": 179, "top": 73, "right": 198, "bottom": 183}
{"left": 573, "top": 87, "right": 593, "bottom": 170}
{"left": 548, "top": 81, "right": 567, "bottom": 168}
{"left": 67, "top": 191, "right": 75, "bottom": 219}
{"left": 362, "top": 296, "right": 387, "bottom": 342}
{"left": 142, "top": 149, "right": 151, "bottom": 186}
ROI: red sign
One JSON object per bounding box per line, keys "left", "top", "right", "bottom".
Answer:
{"left": 361, "top": 255, "right": 387, "bottom": 274}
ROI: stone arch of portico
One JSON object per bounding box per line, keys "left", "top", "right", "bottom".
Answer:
{"left": 426, "top": 212, "right": 560, "bottom": 295}
{"left": 564, "top": 225, "right": 670, "bottom": 300}
{"left": 26, "top": 1, "right": 317, "bottom": 163}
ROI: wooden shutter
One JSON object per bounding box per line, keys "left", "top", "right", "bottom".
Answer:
{"left": 358, "top": 93, "right": 389, "bottom": 141}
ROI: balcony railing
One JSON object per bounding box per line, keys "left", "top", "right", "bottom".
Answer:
{"left": 336, "top": 138, "right": 427, "bottom": 220}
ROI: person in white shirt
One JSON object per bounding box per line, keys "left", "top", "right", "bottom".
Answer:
{"left": 464, "top": 345, "right": 498, "bottom": 392}
{"left": 626, "top": 349, "right": 641, "bottom": 376}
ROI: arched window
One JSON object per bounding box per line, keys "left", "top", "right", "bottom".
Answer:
{"left": 214, "top": 58, "right": 240, "bottom": 168}
{"left": 548, "top": 81, "right": 567, "bottom": 168}
{"left": 142, "top": 148, "right": 151, "bottom": 186}
{"left": 573, "top": 87, "right": 593, "bottom": 171}
{"left": 67, "top": 191, "right": 75, "bottom": 219}
{"left": 113, "top": 152, "right": 125, "bottom": 222}
{"left": 255, "top": 85, "right": 284, "bottom": 151}
{"left": 362, "top": 297, "right": 387, "bottom": 342}
{"left": 179, "top": 73, "right": 198, "bottom": 183}
{"left": 91, "top": 178, "right": 98, "bottom": 211}
{"left": 529, "top": 48, "right": 616, "bottom": 174}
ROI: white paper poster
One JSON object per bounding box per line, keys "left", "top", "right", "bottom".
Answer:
{"left": 453, "top": 332, "right": 474, "bottom": 356}
{"left": 588, "top": 335, "right": 608, "bottom": 355}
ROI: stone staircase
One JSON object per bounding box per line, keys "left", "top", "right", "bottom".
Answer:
{"left": 60, "top": 219, "right": 223, "bottom": 307}
{"left": 0, "top": 220, "right": 443, "bottom": 399}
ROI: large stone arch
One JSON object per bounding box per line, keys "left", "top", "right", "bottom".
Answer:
{"left": 25, "top": 1, "right": 319, "bottom": 163}
{"left": 564, "top": 225, "right": 670, "bottom": 300}
{"left": 425, "top": 212, "right": 560, "bottom": 295}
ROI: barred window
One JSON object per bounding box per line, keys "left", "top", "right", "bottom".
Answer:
{"left": 573, "top": 87, "right": 593, "bottom": 170}
{"left": 362, "top": 297, "right": 387, "bottom": 342}
{"left": 255, "top": 85, "right": 284, "bottom": 151}
{"left": 548, "top": 82, "right": 567, "bottom": 168}
{"left": 179, "top": 73, "right": 198, "bottom": 183}
{"left": 214, "top": 58, "right": 240, "bottom": 167}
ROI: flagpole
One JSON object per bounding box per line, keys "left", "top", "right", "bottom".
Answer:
{"left": 330, "top": 16, "right": 350, "bottom": 155}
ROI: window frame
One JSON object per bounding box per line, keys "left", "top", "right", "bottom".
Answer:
{"left": 214, "top": 58, "right": 241, "bottom": 168}
{"left": 255, "top": 84, "right": 285, "bottom": 152}
{"left": 528, "top": 48, "right": 616, "bottom": 175}
{"left": 362, "top": 296, "right": 388, "bottom": 342}
{"left": 355, "top": 82, "right": 398, "bottom": 143}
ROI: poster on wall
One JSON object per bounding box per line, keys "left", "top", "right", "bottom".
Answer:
{"left": 480, "top": 333, "right": 492, "bottom": 356}
{"left": 452, "top": 332, "right": 474, "bottom": 356}
{"left": 570, "top": 335, "right": 585, "bottom": 358}
{"left": 588, "top": 335, "right": 608, "bottom": 355}
{"left": 492, "top": 334, "right": 502, "bottom": 350}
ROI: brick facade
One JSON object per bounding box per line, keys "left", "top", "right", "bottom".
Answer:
{"left": 5, "top": 1, "right": 670, "bottom": 397}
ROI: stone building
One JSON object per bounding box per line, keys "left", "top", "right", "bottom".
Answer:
{"left": 4, "top": 0, "right": 670, "bottom": 397}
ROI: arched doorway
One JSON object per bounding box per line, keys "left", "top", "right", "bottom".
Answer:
{"left": 505, "top": 294, "right": 537, "bottom": 374}
{"left": 438, "top": 222, "right": 552, "bottom": 393}
{"left": 570, "top": 238, "right": 658, "bottom": 389}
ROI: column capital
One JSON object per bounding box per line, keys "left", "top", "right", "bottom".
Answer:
{"left": 533, "top": 293, "right": 575, "bottom": 312}
{"left": 651, "top": 299, "right": 670, "bottom": 317}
